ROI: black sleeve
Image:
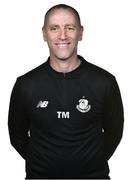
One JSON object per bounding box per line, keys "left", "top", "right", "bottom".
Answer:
{"left": 103, "top": 77, "right": 124, "bottom": 160}
{"left": 8, "top": 78, "right": 30, "bottom": 159}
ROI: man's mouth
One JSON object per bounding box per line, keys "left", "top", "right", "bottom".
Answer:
{"left": 55, "top": 43, "right": 70, "bottom": 48}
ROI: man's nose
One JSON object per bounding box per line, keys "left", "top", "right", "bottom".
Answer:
{"left": 59, "top": 29, "right": 67, "bottom": 40}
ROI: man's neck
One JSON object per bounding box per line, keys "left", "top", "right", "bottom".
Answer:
{"left": 49, "top": 55, "right": 81, "bottom": 73}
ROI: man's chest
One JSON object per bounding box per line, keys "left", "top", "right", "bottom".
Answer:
{"left": 25, "top": 79, "right": 105, "bottom": 131}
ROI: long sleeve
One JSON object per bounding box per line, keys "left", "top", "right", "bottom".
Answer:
{"left": 103, "top": 77, "right": 124, "bottom": 160}
{"left": 8, "top": 78, "right": 30, "bottom": 159}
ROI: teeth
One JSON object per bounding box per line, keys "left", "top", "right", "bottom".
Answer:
{"left": 59, "top": 44, "right": 67, "bottom": 47}
{"left": 57, "top": 44, "right": 68, "bottom": 47}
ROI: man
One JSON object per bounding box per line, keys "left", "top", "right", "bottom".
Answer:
{"left": 8, "top": 4, "right": 124, "bottom": 179}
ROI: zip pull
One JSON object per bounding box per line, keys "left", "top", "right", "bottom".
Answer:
{"left": 63, "top": 72, "right": 66, "bottom": 78}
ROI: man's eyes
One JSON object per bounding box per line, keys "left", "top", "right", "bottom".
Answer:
{"left": 50, "top": 27, "right": 58, "bottom": 31}
{"left": 49, "top": 26, "right": 76, "bottom": 32}
{"left": 67, "top": 27, "right": 75, "bottom": 31}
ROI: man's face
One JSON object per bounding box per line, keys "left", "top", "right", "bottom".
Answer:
{"left": 43, "top": 9, "right": 83, "bottom": 61}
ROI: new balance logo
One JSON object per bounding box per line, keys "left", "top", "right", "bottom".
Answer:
{"left": 36, "top": 101, "right": 49, "bottom": 108}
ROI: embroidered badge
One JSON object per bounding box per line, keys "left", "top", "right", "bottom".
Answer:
{"left": 76, "top": 96, "right": 91, "bottom": 113}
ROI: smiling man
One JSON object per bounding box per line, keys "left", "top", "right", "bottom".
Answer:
{"left": 42, "top": 5, "right": 83, "bottom": 73}
{"left": 8, "top": 4, "right": 124, "bottom": 179}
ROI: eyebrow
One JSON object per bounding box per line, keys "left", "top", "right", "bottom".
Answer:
{"left": 48, "top": 24, "right": 77, "bottom": 28}
{"left": 65, "top": 24, "right": 77, "bottom": 28}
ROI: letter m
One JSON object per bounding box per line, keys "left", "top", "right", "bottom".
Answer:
{"left": 62, "top": 112, "right": 70, "bottom": 119}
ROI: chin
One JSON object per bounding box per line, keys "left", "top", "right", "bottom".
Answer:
{"left": 55, "top": 53, "right": 75, "bottom": 61}
{"left": 58, "top": 57, "right": 69, "bottom": 61}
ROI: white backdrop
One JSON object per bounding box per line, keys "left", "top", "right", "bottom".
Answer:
{"left": 0, "top": 0, "right": 128, "bottom": 179}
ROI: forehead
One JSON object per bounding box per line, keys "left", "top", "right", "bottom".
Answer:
{"left": 46, "top": 8, "right": 78, "bottom": 26}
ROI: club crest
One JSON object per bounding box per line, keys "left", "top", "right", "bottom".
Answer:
{"left": 76, "top": 97, "right": 91, "bottom": 113}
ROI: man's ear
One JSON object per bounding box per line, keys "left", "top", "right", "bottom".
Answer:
{"left": 78, "top": 26, "right": 84, "bottom": 41}
{"left": 42, "top": 27, "right": 47, "bottom": 41}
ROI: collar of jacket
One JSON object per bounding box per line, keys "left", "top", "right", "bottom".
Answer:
{"left": 44, "top": 55, "right": 87, "bottom": 79}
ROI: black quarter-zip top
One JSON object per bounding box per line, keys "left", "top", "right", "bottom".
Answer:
{"left": 8, "top": 55, "right": 124, "bottom": 179}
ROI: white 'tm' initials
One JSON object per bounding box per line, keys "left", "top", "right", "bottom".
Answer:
{"left": 57, "top": 111, "right": 70, "bottom": 119}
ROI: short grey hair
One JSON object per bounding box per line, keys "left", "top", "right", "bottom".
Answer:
{"left": 43, "top": 4, "right": 82, "bottom": 28}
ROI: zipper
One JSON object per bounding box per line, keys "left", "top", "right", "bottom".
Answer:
{"left": 62, "top": 72, "right": 67, "bottom": 106}
{"left": 63, "top": 72, "right": 66, "bottom": 78}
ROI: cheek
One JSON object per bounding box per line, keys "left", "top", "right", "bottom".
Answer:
{"left": 69, "top": 33, "right": 81, "bottom": 42}
{"left": 46, "top": 38, "right": 56, "bottom": 48}
{"left": 44, "top": 32, "right": 57, "bottom": 42}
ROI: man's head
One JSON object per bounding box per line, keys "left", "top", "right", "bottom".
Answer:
{"left": 43, "top": 4, "right": 82, "bottom": 28}
{"left": 42, "top": 4, "right": 83, "bottom": 61}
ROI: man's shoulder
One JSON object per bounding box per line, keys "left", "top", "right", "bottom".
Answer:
{"left": 82, "top": 59, "right": 116, "bottom": 91}
{"left": 79, "top": 55, "right": 114, "bottom": 80}
{"left": 19, "top": 60, "right": 47, "bottom": 78}
{"left": 16, "top": 60, "right": 48, "bottom": 87}
{"left": 85, "top": 60, "right": 115, "bottom": 81}
{"left": 82, "top": 60, "right": 117, "bottom": 95}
